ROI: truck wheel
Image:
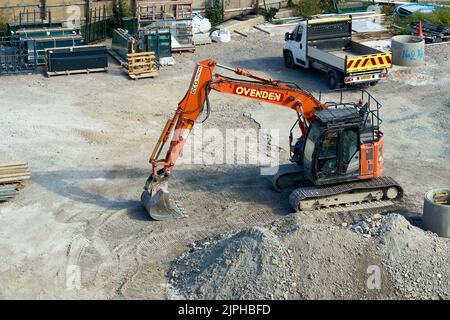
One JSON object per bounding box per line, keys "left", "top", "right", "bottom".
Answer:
{"left": 284, "top": 52, "right": 295, "bottom": 69}
{"left": 327, "top": 72, "right": 340, "bottom": 90}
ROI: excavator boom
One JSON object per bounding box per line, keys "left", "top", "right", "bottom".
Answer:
{"left": 142, "top": 58, "right": 326, "bottom": 220}
{"left": 141, "top": 59, "right": 325, "bottom": 220}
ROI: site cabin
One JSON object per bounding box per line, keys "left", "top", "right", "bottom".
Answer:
{"left": 283, "top": 17, "right": 392, "bottom": 89}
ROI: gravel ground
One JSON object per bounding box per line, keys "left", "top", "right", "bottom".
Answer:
{"left": 169, "top": 226, "right": 294, "bottom": 300}
{"left": 169, "top": 213, "right": 450, "bottom": 300}
{"left": 0, "top": 23, "right": 449, "bottom": 299}
{"left": 377, "top": 214, "right": 450, "bottom": 299}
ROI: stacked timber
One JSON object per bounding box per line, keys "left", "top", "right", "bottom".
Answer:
{"left": 0, "top": 163, "right": 31, "bottom": 202}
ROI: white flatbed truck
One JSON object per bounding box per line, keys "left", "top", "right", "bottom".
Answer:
{"left": 283, "top": 17, "right": 392, "bottom": 89}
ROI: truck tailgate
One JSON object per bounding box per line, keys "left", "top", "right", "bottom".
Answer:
{"left": 346, "top": 52, "right": 392, "bottom": 73}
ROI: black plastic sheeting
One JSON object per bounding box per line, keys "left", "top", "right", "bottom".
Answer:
{"left": 46, "top": 45, "right": 108, "bottom": 72}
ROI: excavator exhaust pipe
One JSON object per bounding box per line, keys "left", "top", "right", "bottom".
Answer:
{"left": 141, "top": 175, "right": 184, "bottom": 221}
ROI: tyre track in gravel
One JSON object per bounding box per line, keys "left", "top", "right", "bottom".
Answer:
{"left": 64, "top": 167, "right": 405, "bottom": 298}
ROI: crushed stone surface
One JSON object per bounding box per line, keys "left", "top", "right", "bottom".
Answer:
{"left": 170, "top": 213, "right": 450, "bottom": 299}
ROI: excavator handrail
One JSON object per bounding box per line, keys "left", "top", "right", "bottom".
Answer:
{"left": 319, "top": 89, "right": 382, "bottom": 140}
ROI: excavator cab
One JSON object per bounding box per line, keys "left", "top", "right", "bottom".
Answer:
{"left": 302, "top": 109, "right": 363, "bottom": 185}
{"left": 301, "top": 91, "right": 383, "bottom": 186}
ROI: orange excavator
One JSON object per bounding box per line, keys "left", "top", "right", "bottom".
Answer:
{"left": 141, "top": 58, "right": 403, "bottom": 220}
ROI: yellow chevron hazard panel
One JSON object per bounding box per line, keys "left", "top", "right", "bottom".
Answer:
{"left": 346, "top": 52, "right": 392, "bottom": 73}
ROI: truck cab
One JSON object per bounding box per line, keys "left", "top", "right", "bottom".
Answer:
{"left": 284, "top": 21, "right": 309, "bottom": 69}
{"left": 283, "top": 17, "right": 392, "bottom": 89}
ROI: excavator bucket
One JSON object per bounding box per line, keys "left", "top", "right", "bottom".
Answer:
{"left": 141, "top": 176, "right": 184, "bottom": 221}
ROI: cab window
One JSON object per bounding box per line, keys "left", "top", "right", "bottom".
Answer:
{"left": 295, "top": 26, "right": 303, "bottom": 42}
{"left": 318, "top": 131, "right": 337, "bottom": 174}
{"left": 342, "top": 128, "right": 359, "bottom": 163}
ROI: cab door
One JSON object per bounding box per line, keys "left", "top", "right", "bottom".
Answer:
{"left": 316, "top": 130, "right": 339, "bottom": 180}
{"left": 291, "top": 24, "right": 307, "bottom": 67}
{"left": 339, "top": 127, "right": 360, "bottom": 178}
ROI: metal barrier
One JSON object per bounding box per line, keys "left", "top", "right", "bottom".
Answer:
{"left": 83, "top": 6, "right": 110, "bottom": 44}
{"left": 0, "top": 38, "right": 37, "bottom": 75}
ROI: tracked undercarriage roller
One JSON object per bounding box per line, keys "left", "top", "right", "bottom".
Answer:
{"left": 288, "top": 176, "right": 403, "bottom": 211}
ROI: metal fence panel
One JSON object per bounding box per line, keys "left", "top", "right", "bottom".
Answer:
{"left": 0, "top": 38, "right": 37, "bottom": 75}
{"left": 83, "top": 6, "right": 110, "bottom": 44}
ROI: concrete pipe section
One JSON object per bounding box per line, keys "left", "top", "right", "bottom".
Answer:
{"left": 391, "top": 35, "right": 425, "bottom": 66}
{"left": 423, "top": 189, "right": 450, "bottom": 238}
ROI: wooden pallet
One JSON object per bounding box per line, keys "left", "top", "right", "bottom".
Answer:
{"left": 127, "top": 71, "right": 159, "bottom": 80}
{"left": 172, "top": 46, "right": 196, "bottom": 53}
{"left": 193, "top": 41, "right": 212, "bottom": 46}
{"left": 46, "top": 67, "right": 108, "bottom": 77}
{"left": 0, "top": 163, "right": 30, "bottom": 202}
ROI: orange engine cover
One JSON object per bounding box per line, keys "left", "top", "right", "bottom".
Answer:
{"left": 359, "top": 133, "right": 384, "bottom": 179}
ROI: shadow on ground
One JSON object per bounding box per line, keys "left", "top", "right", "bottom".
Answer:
{"left": 31, "top": 165, "right": 292, "bottom": 219}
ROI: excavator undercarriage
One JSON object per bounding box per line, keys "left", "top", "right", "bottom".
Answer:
{"left": 271, "top": 164, "right": 403, "bottom": 211}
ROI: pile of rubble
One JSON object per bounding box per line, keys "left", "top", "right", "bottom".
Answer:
{"left": 168, "top": 213, "right": 450, "bottom": 299}
{"left": 168, "top": 226, "right": 295, "bottom": 300}
{"left": 376, "top": 214, "right": 450, "bottom": 299}
{"left": 348, "top": 213, "right": 384, "bottom": 237}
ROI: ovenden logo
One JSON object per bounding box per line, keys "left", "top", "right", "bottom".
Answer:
{"left": 191, "top": 66, "right": 202, "bottom": 94}
{"left": 233, "top": 86, "right": 284, "bottom": 102}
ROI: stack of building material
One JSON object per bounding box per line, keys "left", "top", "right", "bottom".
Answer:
{"left": 111, "top": 28, "right": 136, "bottom": 63}
{"left": 8, "top": 21, "right": 63, "bottom": 36}
{"left": 0, "top": 38, "right": 38, "bottom": 75}
{"left": 143, "top": 28, "right": 172, "bottom": 59}
{"left": 45, "top": 44, "right": 108, "bottom": 77}
{"left": 10, "top": 23, "right": 83, "bottom": 65}
{"left": 0, "top": 163, "right": 30, "bottom": 202}
{"left": 23, "top": 35, "right": 85, "bottom": 64}
{"left": 14, "top": 27, "right": 79, "bottom": 40}
{"left": 193, "top": 33, "right": 212, "bottom": 45}
{"left": 192, "top": 12, "right": 211, "bottom": 46}
{"left": 410, "top": 20, "right": 450, "bottom": 43}
{"left": 137, "top": 1, "right": 195, "bottom": 52}
{"left": 125, "top": 52, "right": 158, "bottom": 80}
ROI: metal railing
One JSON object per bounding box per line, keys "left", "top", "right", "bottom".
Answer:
{"left": 0, "top": 37, "right": 37, "bottom": 75}
{"left": 319, "top": 89, "right": 383, "bottom": 142}
{"left": 83, "top": 6, "right": 110, "bottom": 44}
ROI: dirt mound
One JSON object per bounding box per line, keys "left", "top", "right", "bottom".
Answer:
{"left": 168, "top": 216, "right": 395, "bottom": 300}
{"left": 168, "top": 212, "right": 450, "bottom": 300}
{"left": 169, "top": 226, "right": 294, "bottom": 299}
{"left": 377, "top": 214, "right": 450, "bottom": 299}
{"left": 277, "top": 215, "right": 396, "bottom": 299}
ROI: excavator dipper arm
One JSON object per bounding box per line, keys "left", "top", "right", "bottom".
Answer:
{"left": 142, "top": 58, "right": 325, "bottom": 220}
